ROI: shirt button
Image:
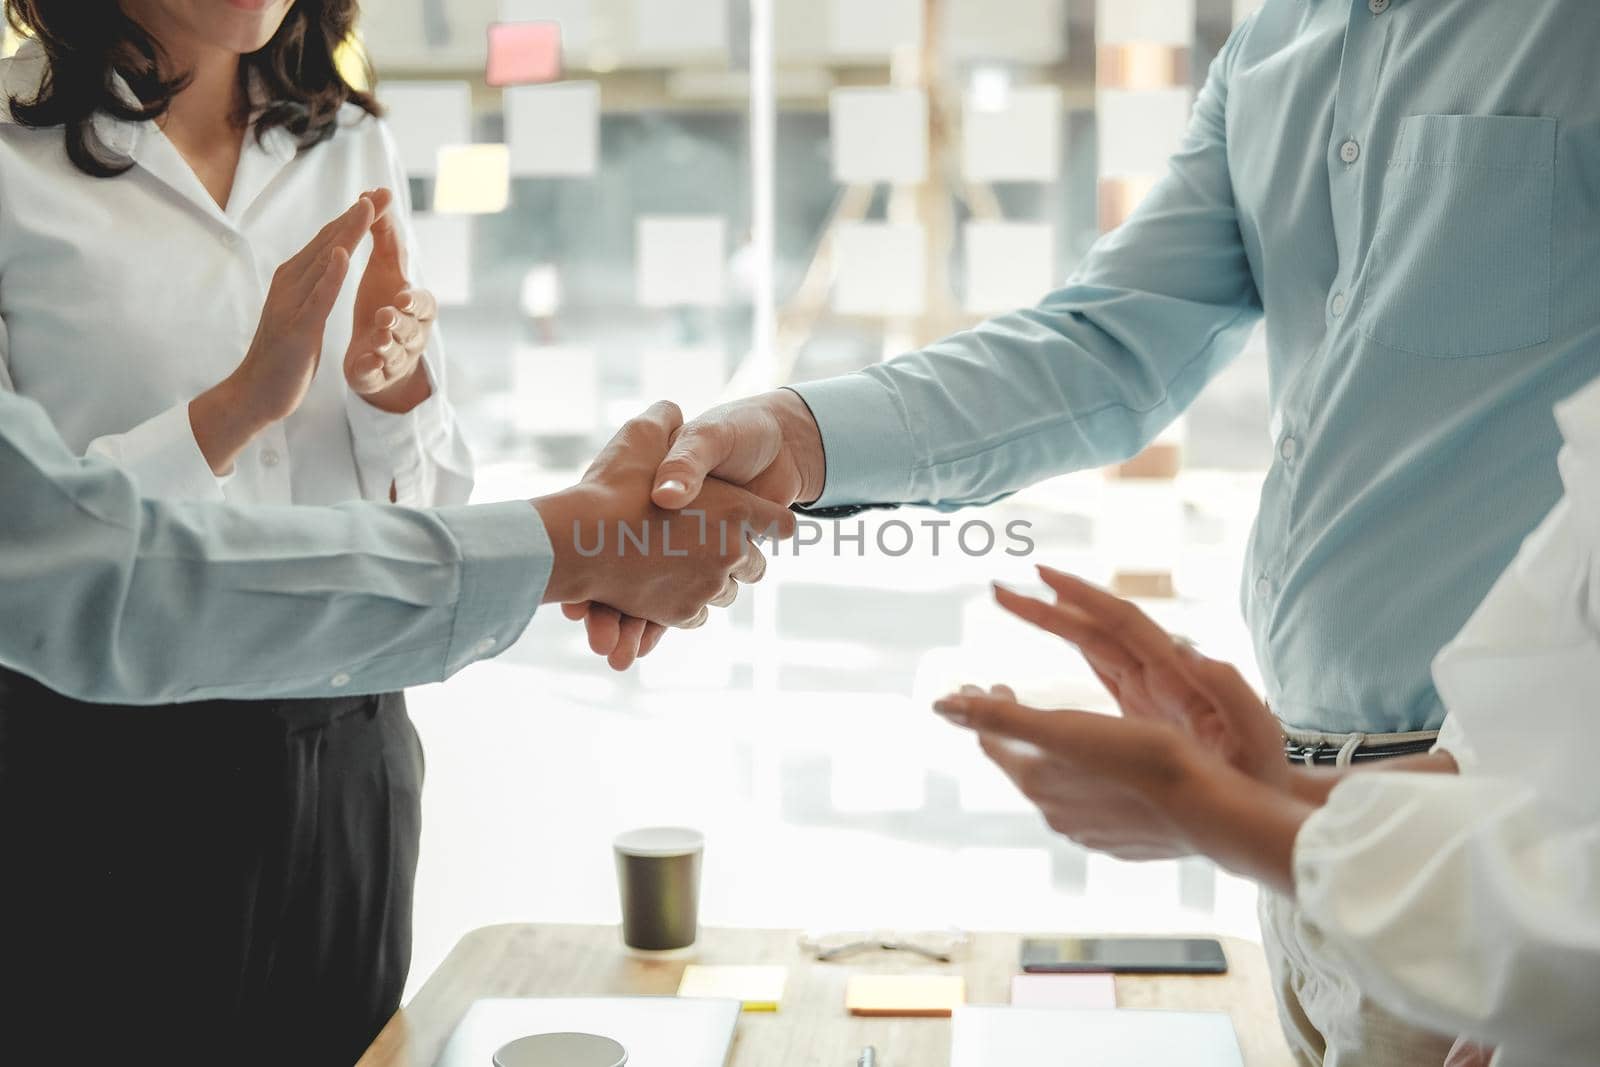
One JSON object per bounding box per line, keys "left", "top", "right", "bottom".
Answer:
{"left": 330, "top": 672, "right": 351, "bottom": 689}
{"left": 474, "top": 637, "right": 497, "bottom": 655}
{"left": 261, "top": 448, "right": 281, "bottom": 468}
{"left": 1339, "top": 140, "right": 1361, "bottom": 164}
{"left": 1330, "top": 290, "right": 1348, "bottom": 317}
{"left": 1369, "top": 0, "right": 1390, "bottom": 12}
{"left": 1255, "top": 576, "right": 1271, "bottom": 599}
{"left": 221, "top": 230, "right": 241, "bottom": 249}
{"left": 1280, "top": 436, "right": 1299, "bottom": 463}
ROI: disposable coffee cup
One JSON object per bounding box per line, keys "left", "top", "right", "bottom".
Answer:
{"left": 494, "top": 1033, "right": 627, "bottom": 1067}
{"left": 613, "top": 827, "right": 704, "bottom": 951}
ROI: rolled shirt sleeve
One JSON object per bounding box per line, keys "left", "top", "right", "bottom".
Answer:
{"left": 789, "top": 21, "right": 1260, "bottom": 513}
{"left": 0, "top": 389, "right": 549, "bottom": 706}
{"left": 1294, "top": 773, "right": 1600, "bottom": 1063}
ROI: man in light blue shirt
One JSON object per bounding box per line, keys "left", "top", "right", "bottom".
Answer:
{"left": 630, "top": 2, "right": 1600, "bottom": 1062}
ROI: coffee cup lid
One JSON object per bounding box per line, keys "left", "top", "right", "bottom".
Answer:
{"left": 493, "top": 1033, "right": 627, "bottom": 1067}
{"left": 613, "top": 826, "right": 704, "bottom": 858}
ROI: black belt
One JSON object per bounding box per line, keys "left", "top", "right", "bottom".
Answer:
{"left": 1284, "top": 736, "right": 1440, "bottom": 766}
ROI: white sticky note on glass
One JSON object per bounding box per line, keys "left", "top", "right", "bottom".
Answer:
{"left": 408, "top": 214, "right": 473, "bottom": 306}
{"left": 828, "top": 0, "right": 923, "bottom": 57}
{"left": 830, "top": 88, "right": 928, "bottom": 185}
{"left": 631, "top": 0, "right": 728, "bottom": 56}
{"left": 380, "top": 81, "right": 472, "bottom": 176}
{"left": 944, "top": 0, "right": 1064, "bottom": 63}
{"left": 506, "top": 81, "right": 600, "bottom": 176}
{"left": 965, "top": 222, "right": 1054, "bottom": 313}
{"left": 501, "top": 0, "right": 592, "bottom": 56}
{"left": 513, "top": 345, "right": 601, "bottom": 435}
{"left": 834, "top": 223, "right": 926, "bottom": 316}
{"left": 963, "top": 85, "right": 1062, "bottom": 183}
{"left": 1097, "top": 88, "right": 1193, "bottom": 176}
{"left": 433, "top": 144, "right": 511, "bottom": 214}
{"left": 775, "top": 0, "right": 831, "bottom": 60}
{"left": 637, "top": 216, "right": 727, "bottom": 307}
{"left": 1097, "top": 0, "right": 1195, "bottom": 46}
{"left": 640, "top": 346, "right": 727, "bottom": 418}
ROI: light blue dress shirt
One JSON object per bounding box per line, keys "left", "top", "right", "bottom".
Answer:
{"left": 793, "top": 0, "right": 1600, "bottom": 733}
{"left": 0, "top": 387, "right": 552, "bottom": 705}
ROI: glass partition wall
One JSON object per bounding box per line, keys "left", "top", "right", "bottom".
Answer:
{"left": 2, "top": 2, "right": 1274, "bottom": 990}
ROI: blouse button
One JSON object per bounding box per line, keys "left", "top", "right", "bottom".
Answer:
{"left": 261, "top": 448, "right": 281, "bottom": 469}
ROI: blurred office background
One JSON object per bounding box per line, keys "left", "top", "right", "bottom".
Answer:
{"left": 6, "top": 0, "right": 1277, "bottom": 994}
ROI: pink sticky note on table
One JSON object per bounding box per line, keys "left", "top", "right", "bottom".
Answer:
{"left": 486, "top": 22, "right": 563, "bottom": 87}
{"left": 1010, "top": 973, "right": 1118, "bottom": 1010}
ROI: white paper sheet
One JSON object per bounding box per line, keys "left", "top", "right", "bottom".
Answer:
{"left": 513, "top": 345, "right": 601, "bottom": 435}
{"left": 962, "top": 86, "right": 1063, "bottom": 183}
{"left": 636, "top": 216, "right": 727, "bottom": 308}
{"left": 631, "top": 0, "right": 729, "bottom": 57}
{"left": 639, "top": 346, "right": 727, "bottom": 419}
{"left": 952, "top": 1006, "right": 1243, "bottom": 1067}
{"left": 829, "top": 88, "right": 929, "bottom": 185}
{"left": 506, "top": 80, "right": 601, "bottom": 176}
{"left": 828, "top": 0, "right": 923, "bottom": 57}
{"left": 437, "top": 997, "right": 741, "bottom": 1067}
{"left": 964, "top": 222, "right": 1055, "bottom": 313}
{"left": 833, "top": 222, "right": 926, "bottom": 317}
{"left": 943, "top": 0, "right": 1065, "bottom": 64}
{"left": 1098, "top": 88, "right": 1194, "bottom": 176}
{"left": 379, "top": 81, "right": 472, "bottom": 177}
{"left": 408, "top": 214, "right": 473, "bottom": 306}
{"left": 1097, "top": 0, "right": 1196, "bottom": 46}
{"left": 433, "top": 144, "right": 512, "bottom": 214}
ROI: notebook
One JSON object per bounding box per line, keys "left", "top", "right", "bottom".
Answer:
{"left": 436, "top": 997, "right": 740, "bottom": 1067}
{"left": 950, "top": 1005, "right": 1245, "bottom": 1066}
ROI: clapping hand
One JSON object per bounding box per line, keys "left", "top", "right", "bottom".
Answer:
{"left": 343, "top": 187, "right": 436, "bottom": 414}
{"left": 987, "top": 566, "right": 1290, "bottom": 789}
{"left": 932, "top": 568, "right": 1305, "bottom": 889}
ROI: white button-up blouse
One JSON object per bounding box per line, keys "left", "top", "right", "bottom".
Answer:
{"left": 0, "top": 41, "right": 472, "bottom": 508}
{"left": 1294, "top": 376, "right": 1600, "bottom": 1066}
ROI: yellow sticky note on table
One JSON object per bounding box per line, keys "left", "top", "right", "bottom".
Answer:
{"left": 845, "top": 974, "right": 966, "bottom": 1017}
{"left": 677, "top": 965, "right": 788, "bottom": 1013}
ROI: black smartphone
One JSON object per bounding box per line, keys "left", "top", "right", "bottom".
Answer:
{"left": 1020, "top": 936, "right": 1229, "bottom": 975}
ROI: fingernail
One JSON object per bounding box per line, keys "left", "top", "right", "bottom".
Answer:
{"left": 657, "top": 479, "right": 686, "bottom": 495}
{"left": 933, "top": 699, "right": 971, "bottom": 727}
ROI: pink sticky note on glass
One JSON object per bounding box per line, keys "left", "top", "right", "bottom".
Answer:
{"left": 486, "top": 22, "right": 563, "bottom": 87}
{"left": 1010, "top": 973, "right": 1118, "bottom": 1010}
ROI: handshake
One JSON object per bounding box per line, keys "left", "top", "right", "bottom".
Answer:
{"left": 530, "top": 390, "right": 829, "bottom": 670}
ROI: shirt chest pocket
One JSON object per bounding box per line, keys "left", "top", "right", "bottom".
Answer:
{"left": 1360, "top": 114, "right": 1557, "bottom": 358}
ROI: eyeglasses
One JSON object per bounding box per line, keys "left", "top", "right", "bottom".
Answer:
{"left": 797, "top": 928, "right": 972, "bottom": 964}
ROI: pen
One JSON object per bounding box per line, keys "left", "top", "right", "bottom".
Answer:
{"left": 858, "top": 1046, "right": 877, "bottom": 1067}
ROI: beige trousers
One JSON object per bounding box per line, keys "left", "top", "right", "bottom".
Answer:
{"left": 1259, "top": 890, "right": 1457, "bottom": 1066}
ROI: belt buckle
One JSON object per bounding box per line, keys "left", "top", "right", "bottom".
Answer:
{"left": 1284, "top": 740, "right": 1330, "bottom": 765}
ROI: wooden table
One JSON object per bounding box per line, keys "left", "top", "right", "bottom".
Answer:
{"left": 357, "top": 924, "right": 1295, "bottom": 1066}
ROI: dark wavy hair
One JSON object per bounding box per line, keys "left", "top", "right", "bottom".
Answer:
{"left": 4, "top": 0, "right": 380, "bottom": 177}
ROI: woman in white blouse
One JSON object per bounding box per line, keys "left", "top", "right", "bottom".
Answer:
{"left": 933, "top": 376, "right": 1600, "bottom": 1066}
{"left": 0, "top": 2, "right": 467, "bottom": 1064}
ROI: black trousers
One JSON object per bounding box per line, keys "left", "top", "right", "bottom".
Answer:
{"left": 0, "top": 669, "right": 424, "bottom": 1067}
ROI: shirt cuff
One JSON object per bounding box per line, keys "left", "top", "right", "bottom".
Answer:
{"left": 787, "top": 373, "right": 918, "bottom": 509}
{"left": 84, "top": 401, "right": 227, "bottom": 501}
{"left": 344, "top": 367, "right": 447, "bottom": 502}
{"left": 434, "top": 499, "right": 554, "bottom": 674}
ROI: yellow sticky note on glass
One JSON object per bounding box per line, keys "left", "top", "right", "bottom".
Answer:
{"left": 846, "top": 974, "right": 966, "bottom": 1017}
{"left": 677, "top": 965, "right": 787, "bottom": 1012}
{"left": 433, "top": 144, "right": 511, "bottom": 215}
